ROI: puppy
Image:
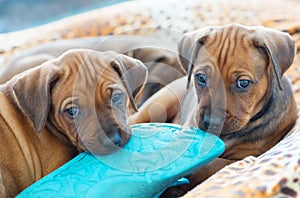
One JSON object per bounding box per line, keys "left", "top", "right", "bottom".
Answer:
{"left": 0, "top": 49, "right": 147, "bottom": 197}
{"left": 178, "top": 23, "right": 296, "bottom": 159}
{"left": 132, "top": 24, "right": 297, "bottom": 196}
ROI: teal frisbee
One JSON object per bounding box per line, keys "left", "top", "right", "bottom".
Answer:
{"left": 17, "top": 123, "right": 225, "bottom": 198}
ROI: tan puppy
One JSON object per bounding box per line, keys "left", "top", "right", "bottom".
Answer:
{"left": 0, "top": 49, "right": 147, "bottom": 197}
{"left": 132, "top": 24, "right": 297, "bottom": 196}
{"left": 178, "top": 23, "right": 297, "bottom": 158}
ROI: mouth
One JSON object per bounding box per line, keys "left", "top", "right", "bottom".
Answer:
{"left": 82, "top": 140, "right": 123, "bottom": 155}
{"left": 199, "top": 122, "right": 246, "bottom": 140}
{"left": 198, "top": 125, "right": 241, "bottom": 140}
{"left": 198, "top": 117, "right": 224, "bottom": 137}
{"left": 200, "top": 126, "right": 223, "bottom": 137}
{"left": 219, "top": 130, "right": 241, "bottom": 139}
{"left": 75, "top": 129, "right": 131, "bottom": 155}
{"left": 198, "top": 119, "right": 242, "bottom": 140}
{"left": 219, "top": 120, "right": 264, "bottom": 141}
{"left": 198, "top": 111, "right": 249, "bottom": 139}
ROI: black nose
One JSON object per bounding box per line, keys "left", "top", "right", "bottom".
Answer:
{"left": 110, "top": 131, "right": 122, "bottom": 147}
{"left": 202, "top": 113, "right": 224, "bottom": 132}
{"left": 203, "top": 115, "right": 210, "bottom": 130}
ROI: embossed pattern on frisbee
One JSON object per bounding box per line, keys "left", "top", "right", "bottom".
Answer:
{"left": 17, "top": 123, "right": 225, "bottom": 198}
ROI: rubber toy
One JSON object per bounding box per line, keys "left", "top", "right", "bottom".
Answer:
{"left": 17, "top": 123, "right": 225, "bottom": 198}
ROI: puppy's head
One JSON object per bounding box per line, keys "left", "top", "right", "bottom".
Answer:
{"left": 10, "top": 49, "right": 148, "bottom": 155}
{"left": 178, "top": 23, "right": 296, "bottom": 138}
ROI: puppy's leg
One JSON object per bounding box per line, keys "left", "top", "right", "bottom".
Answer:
{"left": 129, "top": 77, "right": 187, "bottom": 124}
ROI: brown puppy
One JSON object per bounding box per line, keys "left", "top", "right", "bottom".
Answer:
{"left": 131, "top": 24, "right": 297, "bottom": 196}
{"left": 0, "top": 49, "right": 147, "bottom": 197}
{"left": 178, "top": 23, "right": 296, "bottom": 159}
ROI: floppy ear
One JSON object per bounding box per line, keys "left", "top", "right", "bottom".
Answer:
{"left": 110, "top": 55, "right": 148, "bottom": 112}
{"left": 253, "top": 27, "right": 296, "bottom": 90}
{"left": 11, "top": 64, "right": 60, "bottom": 132}
{"left": 177, "top": 28, "right": 210, "bottom": 89}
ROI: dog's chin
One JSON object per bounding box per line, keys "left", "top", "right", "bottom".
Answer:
{"left": 73, "top": 126, "right": 131, "bottom": 155}
{"left": 198, "top": 122, "right": 246, "bottom": 139}
{"left": 75, "top": 139, "right": 124, "bottom": 155}
{"left": 196, "top": 124, "right": 220, "bottom": 137}
{"left": 218, "top": 124, "right": 250, "bottom": 140}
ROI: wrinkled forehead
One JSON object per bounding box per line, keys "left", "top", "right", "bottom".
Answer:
{"left": 56, "top": 51, "right": 122, "bottom": 92}
{"left": 72, "top": 64, "right": 123, "bottom": 99}
{"left": 75, "top": 68, "right": 125, "bottom": 106}
{"left": 195, "top": 27, "right": 267, "bottom": 76}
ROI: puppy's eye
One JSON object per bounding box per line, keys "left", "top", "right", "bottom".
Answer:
{"left": 195, "top": 73, "right": 207, "bottom": 87}
{"left": 111, "top": 93, "right": 123, "bottom": 104}
{"left": 65, "top": 106, "right": 80, "bottom": 119}
{"left": 237, "top": 79, "right": 251, "bottom": 89}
